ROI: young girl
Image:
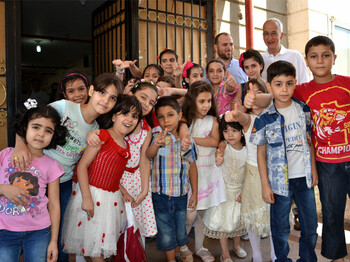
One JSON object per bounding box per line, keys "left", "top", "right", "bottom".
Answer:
{"left": 183, "top": 62, "right": 205, "bottom": 89}
{"left": 12, "top": 73, "right": 123, "bottom": 262}
{"left": 122, "top": 81, "right": 159, "bottom": 241}
{"left": 181, "top": 81, "right": 226, "bottom": 262}
{"left": 59, "top": 71, "right": 89, "bottom": 104}
{"left": 206, "top": 59, "right": 242, "bottom": 115}
{"left": 239, "top": 49, "right": 265, "bottom": 80}
{"left": 203, "top": 118, "right": 247, "bottom": 262}
{"left": 0, "top": 100, "right": 67, "bottom": 261}
{"left": 62, "top": 95, "right": 143, "bottom": 261}
{"left": 225, "top": 79, "right": 276, "bottom": 262}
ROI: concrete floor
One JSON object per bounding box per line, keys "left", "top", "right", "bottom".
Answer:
{"left": 145, "top": 226, "right": 350, "bottom": 261}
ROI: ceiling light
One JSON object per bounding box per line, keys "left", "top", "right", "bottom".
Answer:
{"left": 35, "top": 40, "right": 41, "bottom": 53}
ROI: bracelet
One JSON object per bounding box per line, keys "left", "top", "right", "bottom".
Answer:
{"left": 116, "top": 68, "right": 125, "bottom": 74}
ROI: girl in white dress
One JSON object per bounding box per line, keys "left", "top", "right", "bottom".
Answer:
{"left": 180, "top": 81, "right": 226, "bottom": 262}
{"left": 225, "top": 79, "right": 276, "bottom": 262}
{"left": 203, "top": 117, "right": 247, "bottom": 262}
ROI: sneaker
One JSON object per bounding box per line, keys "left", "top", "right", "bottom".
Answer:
{"left": 180, "top": 245, "right": 193, "bottom": 262}
{"left": 233, "top": 247, "right": 247, "bottom": 259}
{"left": 195, "top": 247, "right": 215, "bottom": 262}
{"left": 240, "top": 233, "right": 249, "bottom": 241}
{"left": 261, "top": 232, "right": 269, "bottom": 239}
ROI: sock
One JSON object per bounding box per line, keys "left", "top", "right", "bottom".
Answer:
{"left": 247, "top": 230, "right": 262, "bottom": 262}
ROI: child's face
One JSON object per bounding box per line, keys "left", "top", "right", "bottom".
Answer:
{"left": 243, "top": 58, "right": 263, "bottom": 79}
{"left": 143, "top": 67, "right": 160, "bottom": 84}
{"left": 134, "top": 87, "right": 158, "bottom": 116}
{"left": 112, "top": 107, "right": 140, "bottom": 136}
{"left": 157, "top": 81, "right": 172, "bottom": 89}
{"left": 305, "top": 44, "right": 336, "bottom": 83}
{"left": 64, "top": 79, "right": 88, "bottom": 104}
{"left": 207, "top": 62, "right": 225, "bottom": 85}
{"left": 195, "top": 91, "right": 212, "bottom": 119}
{"left": 12, "top": 176, "right": 34, "bottom": 193}
{"left": 26, "top": 117, "right": 55, "bottom": 151}
{"left": 186, "top": 68, "right": 204, "bottom": 85}
{"left": 223, "top": 126, "right": 243, "bottom": 148}
{"left": 267, "top": 75, "right": 296, "bottom": 108}
{"left": 89, "top": 84, "right": 118, "bottom": 115}
{"left": 160, "top": 53, "right": 176, "bottom": 75}
{"left": 156, "top": 105, "right": 182, "bottom": 134}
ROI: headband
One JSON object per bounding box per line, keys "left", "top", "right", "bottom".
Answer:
{"left": 60, "top": 73, "right": 89, "bottom": 92}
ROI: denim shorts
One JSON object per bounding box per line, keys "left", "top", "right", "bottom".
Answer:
{"left": 152, "top": 193, "right": 188, "bottom": 251}
{"left": 0, "top": 226, "right": 51, "bottom": 262}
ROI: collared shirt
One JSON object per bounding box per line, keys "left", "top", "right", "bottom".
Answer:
{"left": 261, "top": 45, "right": 309, "bottom": 85}
{"left": 250, "top": 98, "right": 313, "bottom": 196}
{"left": 150, "top": 132, "right": 198, "bottom": 197}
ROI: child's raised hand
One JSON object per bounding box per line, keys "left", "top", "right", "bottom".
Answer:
{"left": 46, "top": 241, "right": 58, "bottom": 262}
{"left": 244, "top": 82, "right": 257, "bottom": 109}
{"left": 112, "top": 59, "right": 137, "bottom": 70}
{"left": 262, "top": 184, "right": 275, "bottom": 204}
{"left": 0, "top": 184, "right": 31, "bottom": 206}
{"left": 87, "top": 129, "right": 103, "bottom": 147}
{"left": 174, "top": 58, "right": 187, "bottom": 77}
{"left": 81, "top": 197, "right": 94, "bottom": 220}
{"left": 188, "top": 193, "right": 197, "bottom": 212}
{"left": 180, "top": 130, "right": 191, "bottom": 151}
{"left": 132, "top": 190, "right": 147, "bottom": 208}
{"left": 154, "top": 129, "right": 168, "bottom": 147}
{"left": 224, "top": 103, "right": 240, "bottom": 122}
{"left": 215, "top": 148, "right": 224, "bottom": 166}
{"left": 224, "top": 70, "right": 237, "bottom": 90}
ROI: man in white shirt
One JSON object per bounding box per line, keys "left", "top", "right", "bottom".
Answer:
{"left": 214, "top": 32, "right": 248, "bottom": 85}
{"left": 261, "top": 18, "right": 309, "bottom": 84}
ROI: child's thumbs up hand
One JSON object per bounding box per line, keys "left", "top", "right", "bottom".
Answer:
{"left": 224, "top": 70, "right": 237, "bottom": 91}
{"left": 215, "top": 148, "right": 224, "bottom": 166}
{"left": 244, "top": 82, "right": 256, "bottom": 109}
{"left": 224, "top": 103, "right": 240, "bottom": 122}
{"left": 155, "top": 129, "right": 167, "bottom": 147}
{"left": 181, "top": 130, "right": 191, "bottom": 151}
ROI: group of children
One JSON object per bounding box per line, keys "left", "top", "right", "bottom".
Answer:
{"left": 0, "top": 34, "right": 348, "bottom": 262}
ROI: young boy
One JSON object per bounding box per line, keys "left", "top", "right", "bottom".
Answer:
{"left": 250, "top": 60, "right": 318, "bottom": 262}
{"left": 293, "top": 36, "right": 350, "bottom": 261}
{"left": 146, "top": 96, "right": 198, "bottom": 262}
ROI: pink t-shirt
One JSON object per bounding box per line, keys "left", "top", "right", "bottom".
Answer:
{"left": 0, "top": 147, "right": 64, "bottom": 232}
{"left": 214, "top": 83, "right": 240, "bottom": 115}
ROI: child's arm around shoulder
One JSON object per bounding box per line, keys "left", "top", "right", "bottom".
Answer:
{"left": 146, "top": 129, "right": 167, "bottom": 159}
{"left": 192, "top": 117, "right": 220, "bottom": 148}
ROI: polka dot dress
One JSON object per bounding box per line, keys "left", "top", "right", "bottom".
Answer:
{"left": 122, "top": 125, "right": 157, "bottom": 237}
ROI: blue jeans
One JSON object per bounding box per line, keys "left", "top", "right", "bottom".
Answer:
{"left": 271, "top": 177, "right": 318, "bottom": 262}
{"left": 0, "top": 227, "right": 51, "bottom": 262}
{"left": 317, "top": 161, "right": 350, "bottom": 259}
{"left": 152, "top": 193, "right": 188, "bottom": 251}
{"left": 58, "top": 179, "right": 72, "bottom": 262}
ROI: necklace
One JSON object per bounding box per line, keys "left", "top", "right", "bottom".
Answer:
{"left": 128, "top": 120, "right": 144, "bottom": 145}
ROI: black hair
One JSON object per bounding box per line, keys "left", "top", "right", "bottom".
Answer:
{"left": 244, "top": 78, "right": 268, "bottom": 96}
{"left": 305, "top": 35, "right": 335, "bottom": 57}
{"left": 206, "top": 59, "right": 226, "bottom": 74}
{"left": 155, "top": 96, "right": 181, "bottom": 114}
{"left": 13, "top": 101, "right": 67, "bottom": 150}
{"left": 157, "top": 75, "right": 175, "bottom": 87}
{"left": 266, "top": 61, "right": 296, "bottom": 83}
{"left": 182, "top": 81, "right": 218, "bottom": 127}
{"left": 92, "top": 73, "right": 123, "bottom": 95}
{"left": 123, "top": 77, "right": 140, "bottom": 88}
{"left": 159, "top": 49, "right": 178, "bottom": 62}
{"left": 9, "top": 172, "right": 40, "bottom": 196}
{"left": 60, "top": 70, "right": 89, "bottom": 94}
{"left": 131, "top": 81, "right": 159, "bottom": 127}
{"left": 219, "top": 117, "right": 245, "bottom": 146}
{"left": 214, "top": 32, "right": 230, "bottom": 45}
{"left": 241, "top": 49, "right": 265, "bottom": 75}
{"left": 183, "top": 63, "right": 203, "bottom": 89}
{"left": 97, "top": 94, "right": 142, "bottom": 131}
{"left": 141, "top": 64, "right": 164, "bottom": 82}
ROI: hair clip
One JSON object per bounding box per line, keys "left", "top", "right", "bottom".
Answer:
{"left": 133, "top": 79, "right": 155, "bottom": 89}
{"left": 60, "top": 115, "right": 68, "bottom": 126}
{"left": 238, "top": 53, "right": 245, "bottom": 70}
{"left": 182, "top": 61, "right": 194, "bottom": 78}
{"left": 24, "top": 98, "right": 38, "bottom": 110}
{"left": 157, "top": 55, "right": 160, "bottom": 59}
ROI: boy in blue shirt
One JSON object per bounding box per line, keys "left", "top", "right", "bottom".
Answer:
{"left": 251, "top": 61, "right": 318, "bottom": 262}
